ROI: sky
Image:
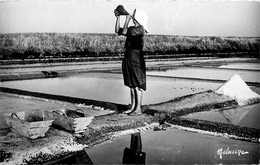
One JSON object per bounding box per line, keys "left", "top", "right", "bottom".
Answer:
{"left": 0, "top": 0, "right": 260, "bottom": 37}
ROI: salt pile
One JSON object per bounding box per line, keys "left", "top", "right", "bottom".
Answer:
{"left": 215, "top": 74, "right": 260, "bottom": 105}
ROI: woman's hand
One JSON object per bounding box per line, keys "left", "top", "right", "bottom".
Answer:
{"left": 114, "top": 9, "right": 120, "bottom": 17}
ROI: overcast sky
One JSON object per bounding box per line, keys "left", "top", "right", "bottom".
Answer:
{"left": 0, "top": 0, "right": 259, "bottom": 37}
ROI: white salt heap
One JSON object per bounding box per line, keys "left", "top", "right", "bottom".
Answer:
{"left": 215, "top": 74, "right": 260, "bottom": 105}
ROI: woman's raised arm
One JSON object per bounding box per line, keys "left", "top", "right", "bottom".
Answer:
{"left": 114, "top": 9, "right": 120, "bottom": 34}
{"left": 121, "top": 15, "right": 132, "bottom": 35}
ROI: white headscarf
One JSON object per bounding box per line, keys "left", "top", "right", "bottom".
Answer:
{"left": 133, "top": 9, "right": 150, "bottom": 33}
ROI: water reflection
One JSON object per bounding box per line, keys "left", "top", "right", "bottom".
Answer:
{"left": 184, "top": 103, "right": 260, "bottom": 129}
{"left": 218, "top": 107, "right": 250, "bottom": 125}
{"left": 54, "top": 129, "right": 259, "bottom": 164}
{"left": 122, "top": 132, "right": 146, "bottom": 164}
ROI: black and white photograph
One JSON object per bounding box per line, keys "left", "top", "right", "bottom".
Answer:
{"left": 0, "top": 0, "right": 259, "bottom": 164}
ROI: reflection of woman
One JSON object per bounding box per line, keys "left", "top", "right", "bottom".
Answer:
{"left": 114, "top": 7, "right": 149, "bottom": 115}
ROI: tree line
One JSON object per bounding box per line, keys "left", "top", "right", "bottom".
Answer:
{"left": 0, "top": 33, "right": 259, "bottom": 60}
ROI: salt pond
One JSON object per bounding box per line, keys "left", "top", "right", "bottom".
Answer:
{"left": 57, "top": 128, "right": 260, "bottom": 164}
{"left": 0, "top": 72, "right": 222, "bottom": 105}
{"left": 217, "top": 62, "right": 260, "bottom": 70}
{"left": 147, "top": 67, "right": 260, "bottom": 83}
{"left": 191, "top": 62, "right": 260, "bottom": 70}
{"left": 1, "top": 61, "right": 260, "bottom": 164}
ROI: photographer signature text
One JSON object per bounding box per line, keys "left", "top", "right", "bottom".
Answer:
{"left": 217, "top": 147, "right": 249, "bottom": 159}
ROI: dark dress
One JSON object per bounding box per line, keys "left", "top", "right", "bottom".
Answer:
{"left": 118, "top": 25, "right": 146, "bottom": 91}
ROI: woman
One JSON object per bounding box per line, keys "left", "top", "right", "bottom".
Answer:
{"left": 114, "top": 7, "right": 149, "bottom": 115}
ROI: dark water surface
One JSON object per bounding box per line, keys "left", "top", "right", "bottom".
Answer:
{"left": 56, "top": 129, "right": 260, "bottom": 164}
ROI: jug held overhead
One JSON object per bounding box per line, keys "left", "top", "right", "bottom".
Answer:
{"left": 115, "top": 5, "right": 129, "bottom": 16}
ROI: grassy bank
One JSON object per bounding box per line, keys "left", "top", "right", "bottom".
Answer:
{"left": 0, "top": 33, "right": 259, "bottom": 60}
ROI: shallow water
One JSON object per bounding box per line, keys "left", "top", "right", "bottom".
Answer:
{"left": 218, "top": 62, "right": 260, "bottom": 70}
{"left": 147, "top": 67, "right": 260, "bottom": 83}
{"left": 193, "top": 62, "right": 260, "bottom": 70}
{"left": 183, "top": 103, "right": 260, "bottom": 130}
{"left": 56, "top": 129, "right": 260, "bottom": 164}
{"left": 0, "top": 73, "right": 222, "bottom": 105}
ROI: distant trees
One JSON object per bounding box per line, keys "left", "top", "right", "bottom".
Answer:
{"left": 0, "top": 33, "right": 259, "bottom": 60}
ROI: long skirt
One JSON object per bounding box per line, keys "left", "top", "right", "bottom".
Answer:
{"left": 122, "top": 49, "right": 146, "bottom": 91}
